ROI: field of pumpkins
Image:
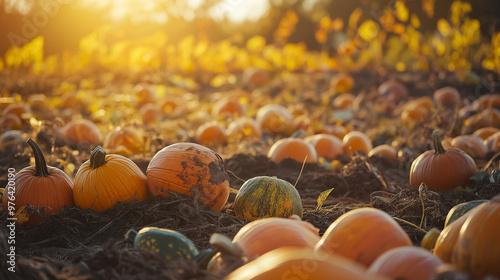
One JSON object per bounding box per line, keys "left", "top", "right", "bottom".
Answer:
{"left": 1, "top": 1, "right": 500, "bottom": 279}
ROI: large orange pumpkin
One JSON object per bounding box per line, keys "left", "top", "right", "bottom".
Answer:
{"left": 315, "top": 207, "right": 412, "bottom": 267}
{"left": 2, "top": 138, "right": 74, "bottom": 222}
{"left": 267, "top": 138, "right": 318, "bottom": 163}
{"left": 409, "top": 130, "right": 477, "bottom": 191}
{"left": 146, "top": 143, "right": 230, "bottom": 211}
{"left": 433, "top": 209, "right": 474, "bottom": 263}
{"left": 368, "top": 246, "right": 443, "bottom": 280}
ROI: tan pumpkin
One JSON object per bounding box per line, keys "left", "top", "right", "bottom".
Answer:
{"left": 473, "top": 127, "right": 499, "bottom": 140}
{"left": 305, "top": 134, "right": 344, "bottom": 159}
{"left": 267, "top": 138, "right": 318, "bottom": 163}
{"left": 333, "top": 93, "right": 355, "bottom": 109}
{"left": 211, "top": 97, "right": 246, "bottom": 118}
{"left": 470, "top": 93, "right": 500, "bottom": 111}
{"left": 225, "top": 247, "right": 390, "bottom": 280}
{"left": 484, "top": 131, "right": 500, "bottom": 153}
{"left": 463, "top": 108, "right": 500, "bottom": 133}
{"left": 368, "top": 246, "right": 443, "bottom": 280}
{"left": 139, "top": 103, "right": 161, "bottom": 124}
{"left": 315, "top": 207, "right": 412, "bottom": 267}
{"left": 232, "top": 215, "right": 320, "bottom": 259}
{"left": 409, "top": 130, "right": 477, "bottom": 191}
{"left": 146, "top": 143, "right": 230, "bottom": 211}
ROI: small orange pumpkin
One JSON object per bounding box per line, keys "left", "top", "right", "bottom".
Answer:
{"left": 195, "top": 122, "right": 227, "bottom": 146}
{"left": 226, "top": 118, "right": 262, "bottom": 141}
{"left": 330, "top": 73, "right": 354, "bottom": 93}
{"left": 104, "top": 126, "right": 145, "bottom": 155}
{"left": 473, "top": 127, "right": 499, "bottom": 140}
{"left": 315, "top": 207, "right": 412, "bottom": 267}
{"left": 377, "top": 80, "right": 409, "bottom": 102}
{"left": 342, "top": 131, "right": 373, "bottom": 156}
{"left": 232, "top": 215, "right": 320, "bottom": 259}
{"left": 0, "top": 114, "right": 22, "bottom": 129}
{"left": 139, "top": 103, "right": 161, "bottom": 124}
{"left": 305, "top": 134, "right": 344, "bottom": 159}
{"left": 484, "top": 131, "right": 500, "bottom": 153}
{"left": 449, "top": 134, "right": 487, "bottom": 158}
{"left": 368, "top": 247, "right": 443, "bottom": 280}
{"left": 135, "top": 85, "right": 158, "bottom": 108}
{"left": 256, "top": 104, "right": 294, "bottom": 134}
{"left": 470, "top": 93, "right": 500, "bottom": 111}
{"left": 2, "top": 138, "right": 74, "bottom": 222}
{"left": 211, "top": 97, "right": 246, "bottom": 118}
{"left": 241, "top": 68, "right": 270, "bottom": 87}
{"left": 463, "top": 108, "right": 500, "bottom": 133}
{"left": 409, "top": 130, "right": 477, "bottom": 191}
{"left": 267, "top": 138, "right": 318, "bottom": 163}
{"left": 73, "top": 146, "right": 148, "bottom": 211}
{"left": 433, "top": 86, "right": 461, "bottom": 108}
{"left": 146, "top": 143, "right": 230, "bottom": 211}
{"left": 61, "top": 119, "right": 102, "bottom": 146}
{"left": 2, "top": 103, "right": 32, "bottom": 120}
{"left": 368, "top": 144, "right": 398, "bottom": 161}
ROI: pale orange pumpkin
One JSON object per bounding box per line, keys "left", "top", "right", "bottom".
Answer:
{"left": 226, "top": 118, "right": 262, "bottom": 141}
{"left": 473, "top": 127, "right": 499, "bottom": 140}
{"left": 139, "top": 103, "right": 161, "bottom": 124}
{"left": 104, "top": 126, "right": 144, "bottom": 155}
{"left": 232, "top": 215, "right": 320, "bottom": 259}
{"left": 433, "top": 86, "right": 461, "bottom": 108}
{"left": 211, "top": 97, "right": 246, "bottom": 118}
{"left": 315, "top": 207, "right": 412, "bottom": 267}
{"left": 470, "top": 93, "right": 500, "bottom": 111}
{"left": 449, "top": 134, "right": 487, "bottom": 158}
{"left": 241, "top": 68, "right": 270, "bottom": 87}
{"left": 268, "top": 138, "right": 318, "bottom": 163}
{"left": 2, "top": 103, "right": 32, "bottom": 120}
{"left": 305, "top": 134, "right": 344, "bottom": 159}
{"left": 61, "top": 119, "right": 102, "bottom": 146}
{"left": 333, "top": 93, "right": 355, "bottom": 109}
{"left": 463, "top": 108, "right": 500, "bottom": 133}
{"left": 484, "top": 131, "right": 500, "bottom": 153}
{"left": 135, "top": 85, "right": 157, "bottom": 108}
{"left": 256, "top": 104, "right": 294, "bottom": 134}
{"left": 0, "top": 114, "right": 22, "bottom": 129}
{"left": 368, "top": 144, "right": 398, "bottom": 161}
{"left": 409, "top": 130, "right": 477, "bottom": 191}
{"left": 368, "top": 246, "right": 443, "bottom": 280}
{"left": 342, "top": 131, "right": 373, "bottom": 156}
{"left": 195, "top": 122, "right": 227, "bottom": 146}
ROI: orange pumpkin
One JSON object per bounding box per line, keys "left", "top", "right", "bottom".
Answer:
{"left": 2, "top": 103, "right": 32, "bottom": 120}
{"left": 104, "top": 126, "right": 144, "bottom": 155}
{"left": 315, "top": 207, "right": 412, "bottom": 267}
{"left": 368, "top": 247, "right": 443, "bottom": 280}
{"left": 2, "top": 138, "right": 74, "bottom": 222}
{"left": 139, "top": 103, "right": 161, "bottom": 124}
{"left": 463, "top": 108, "right": 500, "bottom": 133}
{"left": 470, "top": 93, "right": 500, "bottom": 111}
{"left": 226, "top": 247, "right": 390, "bottom": 280}
{"left": 226, "top": 118, "right": 262, "bottom": 141}
{"left": 241, "top": 68, "right": 270, "bottom": 87}
{"left": 0, "top": 114, "right": 22, "bottom": 129}
{"left": 449, "top": 134, "right": 487, "bottom": 158}
{"left": 484, "top": 131, "right": 500, "bottom": 153}
{"left": 135, "top": 85, "right": 157, "bottom": 108}
{"left": 73, "top": 146, "right": 148, "bottom": 212}
{"left": 212, "top": 97, "right": 246, "bottom": 118}
{"left": 409, "top": 130, "right": 477, "bottom": 191}
{"left": 232, "top": 215, "right": 320, "bottom": 259}
{"left": 330, "top": 73, "right": 354, "bottom": 93}
{"left": 342, "top": 131, "right": 373, "bottom": 156}
{"left": 256, "top": 104, "right": 294, "bottom": 134}
{"left": 267, "top": 138, "right": 318, "bottom": 163}
{"left": 61, "top": 119, "right": 102, "bottom": 146}
{"left": 377, "top": 80, "right": 409, "bottom": 102}
{"left": 433, "top": 86, "right": 461, "bottom": 108}
{"left": 333, "top": 93, "right": 355, "bottom": 109}
{"left": 433, "top": 209, "right": 475, "bottom": 263}
{"left": 368, "top": 144, "right": 398, "bottom": 161}
{"left": 473, "top": 127, "right": 499, "bottom": 140}
{"left": 0, "top": 130, "right": 25, "bottom": 153}
{"left": 146, "top": 143, "right": 230, "bottom": 211}
{"left": 195, "top": 122, "right": 227, "bottom": 146}
{"left": 305, "top": 134, "right": 344, "bottom": 159}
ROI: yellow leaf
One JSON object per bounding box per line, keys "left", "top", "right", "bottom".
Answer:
{"left": 437, "top": 18, "right": 451, "bottom": 37}
{"left": 411, "top": 13, "right": 421, "bottom": 28}
{"left": 64, "top": 163, "right": 76, "bottom": 178}
{"left": 349, "top": 8, "right": 363, "bottom": 29}
{"left": 394, "top": 0, "right": 409, "bottom": 22}
{"left": 358, "top": 20, "right": 379, "bottom": 41}
{"left": 316, "top": 188, "right": 334, "bottom": 211}
{"left": 14, "top": 204, "right": 31, "bottom": 225}
{"left": 246, "top": 36, "right": 266, "bottom": 52}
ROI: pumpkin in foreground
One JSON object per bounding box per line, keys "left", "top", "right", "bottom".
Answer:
{"left": 233, "top": 176, "right": 303, "bottom": 221}
{"left": 315, "top": 207, "right": 412, "bottom": 267}
{"left": 225, "top": 247, "right": 390, "bottom": 280}
{"left": 73, "top": 146, "right": 148, "bottom": 211}
{"left": 147, "top": 142, "right": 230, "bottom": 211}
{"left": 2, "top": 138, "right": 74, "bottom": 224}
{"left": 409, "top": 130, "right": 477, "bottom": 191}
{"left": 128, "top": 227, "right": 199, "bottom": 262}
{"left": 444, "top": 199, "right": 488, "bottom": 227}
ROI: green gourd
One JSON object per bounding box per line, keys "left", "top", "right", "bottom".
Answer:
{"left": 444, "top": 200, "right": 488, "bottom": 227}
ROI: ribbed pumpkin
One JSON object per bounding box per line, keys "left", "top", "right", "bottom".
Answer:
{"left": 129, "top": 227, "right": 199, "bottom": 262}
{"left": 305, "top": 134, "right": 344, "bottom": 159}
{"left": 232, "top": 215, "right": 320, "bottom": 259}
{"left": 2, "top": 138, "right": 74, "bottom": 222}
{"left": 146, "top": 143, "right": 229, "bottom": 211}
{"left": 268, "top": 138, "right": 318, "bottom": 163}
{"left": 73, "top": 146, "right": 148, "bottom": 211}
{"left": 233, "top": 176, "right": 303, "bottom": 221}
{"left": 315, "top": 207, "right": 412, "bottom": 267}
{"left": 453, "top": 197, "right": 500, "bottom": 278}
{"left": 409, "top": 130, "right": 477, "bottom": 191}
{"left": 444, "top": 200, "right": 488, "bottom": 227}
{"left": 368, "top": 247, "right": 443, "bottom": 280}
{"left": 225, "top": 247, "right": 390, "bottom": 280}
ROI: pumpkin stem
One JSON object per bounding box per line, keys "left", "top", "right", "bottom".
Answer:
{"left": 90, "top": 146, "right": 107, "bottom": 168}
{"left": 27, "top": 138, "right": 50, "bottom": 177}
{"left": 432, "top": 130, "right": 446, "bottom": 154}
{"left": 124, "top": 229, "right": 138, "bottom": 244}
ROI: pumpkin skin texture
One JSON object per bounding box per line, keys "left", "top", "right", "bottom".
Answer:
{"left": 232, "top": 215, "right": 320, "bottom": 259}
{"left": 268, "top": 138, "right": 318, "bottom": 163}
{"left": 409, "top": 130, "right": 477, "bottom": 191}
{"left": 453, "top": 197, "right": 500, "bottom": 278}
{"left": 133, "top": 227, "right": 199, "bottom": 262}
{"left": 368, "top": 246, "right": 443, "bottom": 280}
{"left": 147, "top": 143, "right": 230, "bottom": 211}
{"left": 2, "top": 139, "right": 74, "bottom": 222}
{"left": 315, "top": 207, "right": 412, "bottom": 267}
{"left": 225, "top": 247, "right": 390, "bottom": 280}
{"left": 305, "top": 134, "right": 344, "bottom": 159}
{"left": 444, "top": 200, "right": 488, "bottom": 227}
{"left": 233, "top": 176, "right": 303, "bottom": 221}
{"left": 73, "top": 146, "right": 148, "bottom": 212}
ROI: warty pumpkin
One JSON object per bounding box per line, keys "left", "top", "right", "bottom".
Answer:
{"left": 233, "top": 176, "right": 303, "bottom": 221}
{"left": 225, "top": 247, "right": 390, "bottom": 280}
{"left": 315, "top": 207, "right": 412, "bottom": 267}
{"left": 409, "top": 130, "right": 477, "bottom": 191}
{"left": 268, "top": 138, "right": 318, "bottom": 163}
{"left": 2, "top": 138, "right": 74, "bottom": 223}
{"left": 146, "top": 142, "right": 230, "bottom": 211}
{"left": 73, "top": 146, "right": 148, "bottom": 211}
{"left": 232, "top": 215, "right": 320, "bottom": 259}
{"left": 368, "top": 246, "right": 443, "bottom": 280}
